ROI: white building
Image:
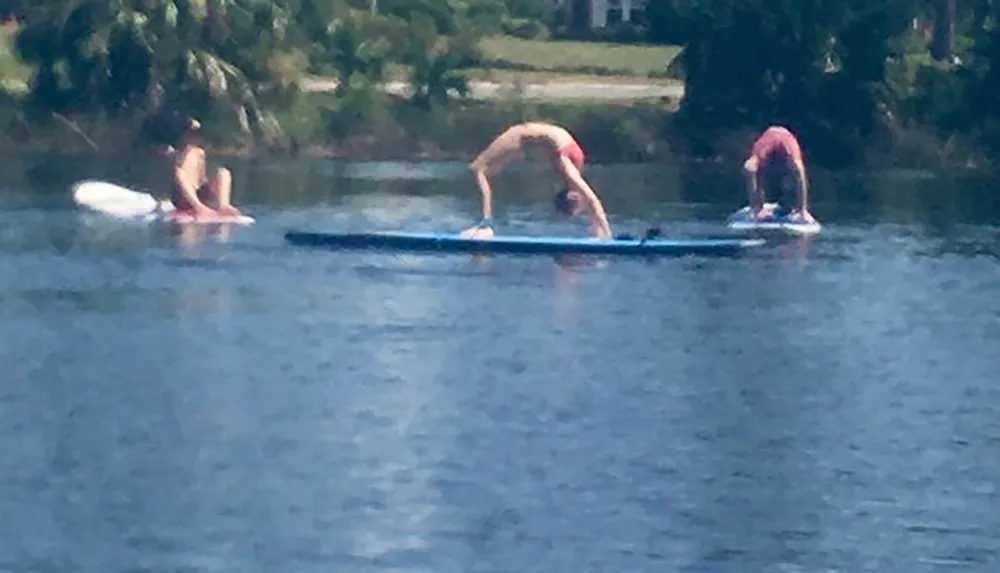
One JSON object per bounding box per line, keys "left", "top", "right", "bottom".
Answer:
{"left": 586, "top": 0, "right": 644, "bottom": 28}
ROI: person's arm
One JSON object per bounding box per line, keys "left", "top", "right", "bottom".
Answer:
{"left": 793, "top": 157, "right": 810, "bottom": 213}
{"left": 559, "top": 156, "right": 612, "bottom": 239}
{"left": 742, "top": 156, "right": 765, "bottom": 214}
{"left": 460, "top": 159, "right": 496, "bottom": 238}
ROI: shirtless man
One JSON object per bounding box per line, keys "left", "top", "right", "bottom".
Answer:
{"left": 742, "top": 125, "right": 815, "bottom": 222}
{"left": 460, "top": 122, "right": 613, "bottom": 240}
{"left": 172, "top": 117, "right": 241, "bottom": 219}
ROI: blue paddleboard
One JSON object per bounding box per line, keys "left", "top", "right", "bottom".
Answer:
{"left": 727, "top": 203, "right": 821, "bottom": 236}
{"left": 284, "top": 230, "right": 766, "bottom": 256}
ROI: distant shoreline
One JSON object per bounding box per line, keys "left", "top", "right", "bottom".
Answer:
{"left": 0, "top": 94, "right": 682, "bottom": 163}
{"left": 0, "top": 25, "right": 983, "bottom": 171}
{"left": 0, "top": 91, "right": 984, "bottom": 173}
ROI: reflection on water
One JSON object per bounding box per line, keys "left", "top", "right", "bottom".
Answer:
{"left": 344, "top": 265, "right": 452, "bottom": 565}
{"left": 341, "top": 161, "right": 469, "bottom": 181}
{"left": 170, "top": 222, "right": 234, "bottom": 250}
{"left": 0, "top": 154, "right": 998, "bottom": 572}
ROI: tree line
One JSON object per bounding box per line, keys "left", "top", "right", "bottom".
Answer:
{"left": 545, "top": 0, "right": 1000, "bottom": 166}
{"left": 640, "top": 0, "right": 999, "bottom": 167}
{"left": 6, "top": 0, "right": 999, "bottom": 166}
{"left": 10, "top": 0, "right": 495, "bottom": 144}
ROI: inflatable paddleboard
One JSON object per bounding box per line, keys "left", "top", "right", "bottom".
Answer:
{"left": 284, "top": 230, "right": 766, "bottom": 256}
{"left": 727, "top": 203, "right": 821, "bottom": 236}
{"left": 71, "top": 180, "right": 255, "bottom": 225}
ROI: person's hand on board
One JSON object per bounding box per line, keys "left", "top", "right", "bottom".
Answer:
{"left": 193, "top": 203, "right": 217, "bottom": 219}
{"left": 218, "top": 205, "right": 242, "bottom": 218}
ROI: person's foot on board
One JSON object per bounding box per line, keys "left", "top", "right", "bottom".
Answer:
{"left": 217, "top": 205, "right": 242, "bottom": 218}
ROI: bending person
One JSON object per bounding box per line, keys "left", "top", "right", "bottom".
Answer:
{"left": 742, "top": 125, "right": 815, "bottom": 222}
{"left": 461, "top": 122, "right": 613, "bottom": 240}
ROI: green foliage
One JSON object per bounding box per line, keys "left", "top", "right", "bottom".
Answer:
{"left": 12, "top": 0, "right": 298, "bottom": 145}
{"left": 375, "top": 0, "right": 497, "bottom": 35}
{"left": 907, "top": 63, "right": 976, "bottom": 133}
{"left": 644, "top": 1, "right": 694, "bottom": 45}
{"left": 501, "top": 18, "right": 549, "bottom": 40}
{"left": 11, "top": 0, "right": 1000, "bottom": 167}
{"left": 502, "top": 0, "right": 558, "bottom": 24}
{"left": 7, "top": 0, "right": 486, "bottom": 147}
{"left": 318, "top": 10, "right": 398, "bottom": 94}
{"left": 400, "top": 14, "right": 476, "bottom": 109}
{"left": 668, "top": 0, "right": 972, "bottom": 165}
{"left": 319, "top": 85, "right": 389, "bottom": 138}
{"left": 657, "top": 0, "right": 1000, "bottom": 165}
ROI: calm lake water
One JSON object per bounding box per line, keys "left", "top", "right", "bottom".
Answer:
{"left": 1, "top": 154, "right": 999, "bottom": 572}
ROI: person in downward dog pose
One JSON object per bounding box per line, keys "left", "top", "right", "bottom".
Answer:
{"left": 742, "top": 125, "right": 815, "bottom": 222}
{"left": 461, "top": 122, "right": 613, "bottom": 240}
{"left": 171, "top": 116, "right": 242, "bottom": 219}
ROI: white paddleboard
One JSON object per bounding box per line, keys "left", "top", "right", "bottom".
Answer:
{"left": 71, "top": 180, "right": 255, "bottom": 226}
{"left": 727, "top": 202, "right": 821, "bottom": 236}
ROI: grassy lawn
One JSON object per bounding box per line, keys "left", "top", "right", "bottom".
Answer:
{"left": 383, "top": 35, "right": 685, "bottom": 89}
{"left": 464, "top": 68, "right": 679, "bottom": 85}
{"left": 381, "top": 65, "right": 679, "bottom": 86}
{"left": 477, "top": 35, "right": 682, "bottom": 79}
{"left": 0, "top": 24, "right": 682, "bottom": 102}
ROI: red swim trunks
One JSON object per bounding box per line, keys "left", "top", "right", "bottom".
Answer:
{"left": 751, "top": 126, "right": 803, "bottom": 164}
{"left": 557, "top": 141, "right": 586, "bottom": 171}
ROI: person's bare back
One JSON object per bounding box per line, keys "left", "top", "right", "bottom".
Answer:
{"left": 471, "top": 122, "right": 575, "bottom": 172}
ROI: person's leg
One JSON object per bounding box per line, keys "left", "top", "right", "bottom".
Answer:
{"left": 206, "top": 167, "right": 240, "bottom": 215}
{"left": 743, "top": 157, "right": 765, "bottom": 215}
{"left": 750, "top": 166, "right": 776, "bottom": 219}
{"left": 772, "top": 162, "right": 807, "bottom": 218}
